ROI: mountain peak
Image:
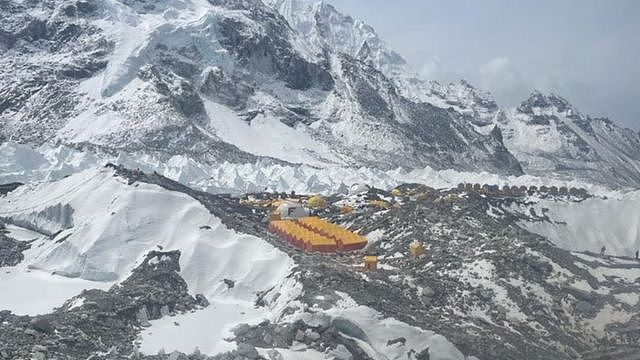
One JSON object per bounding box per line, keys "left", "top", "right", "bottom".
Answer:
{"left": 519, "top": 90, "right": 573, "bottom": 114}
{"left": 268, "top": 0, "right": 408, "bottom": 76}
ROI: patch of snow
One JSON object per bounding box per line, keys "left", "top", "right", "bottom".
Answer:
{"left": 446, "top": 259, "right": 527, "bottom": 323}
{"left": 585, "top": 266, "right": 640, "bottom": 284}
{"left": 67, "top": 297, "right": 85, "bottom": 310}
{"left": 365, "top": 229, "right": 385, "bottom": 245}
{"left": 203, "top": 100, "right": 341, "bottom": 167}
{"left": 3, "top": 224, "right": 46, "bottom": 242}
{"left": 0, "top": 235, "right": 113, "bottom": 316}
{"left": 256, "top": 347, "right": 326, "bottom": 360}
{"left": 300, "top": 303, "right": 469, "bottom": 360}
{"left": 614, "top": 293, "right": 640, "bottom": 306}
{"left": 0, "top": 167, "right": 294, "bottom": 352}
{"left": 586, "top": 304, "right": 634, "bottom": 336}
{"left": 140, "top": 299, "right": 267, "bottom": 356}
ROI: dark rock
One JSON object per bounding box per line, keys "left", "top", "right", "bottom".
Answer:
{"left": 236, "top": 343, "right": 259, "bottom": 359}
{"left": 574, "top": 301, "right": 596, "bottom": 314}
{"left": 195, "top": 293, "right": 210, "bottom": 307}
{"left": 386, "top": 337, "right": 406, "bottom": 346}
{"left": 223, "top": 278, "right": 235, "bottom": 289}
{"left": 416, "top": 347, "right": 430, "bottom": 360}
{"left": 30, "top": 317, "right": 54, "bottom": 334}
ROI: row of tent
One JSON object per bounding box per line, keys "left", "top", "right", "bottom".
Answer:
{"left": 268, "top": 216, "right": 367, "bottom": 252}
{"left": 457, "top": 183, "right": 588, "bottom": 196}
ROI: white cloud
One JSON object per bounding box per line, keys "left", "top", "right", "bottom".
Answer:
{"left": 478, "top": 56, "right": 511, "bottom": 76}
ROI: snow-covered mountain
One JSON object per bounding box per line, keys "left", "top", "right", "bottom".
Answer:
{"left": 3, "top": 0, "right": 640, "bottom": 186}
{"left": 1, "top": 0, "right": 524, "bottom": 176}
{"left": 495, "top": 91, "right": 640, "bottom": 187}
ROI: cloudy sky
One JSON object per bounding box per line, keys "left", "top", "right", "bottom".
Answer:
{"left": 335, "top": 0, "right": 640, "bottom": 129}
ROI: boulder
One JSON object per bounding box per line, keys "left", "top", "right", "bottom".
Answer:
{"left": 195, "top": 293, "right": 209, "bottom": 307}
{"left": 328, "top": 344, "right": 353, "bottom": 360}
{"left": 387, "top": 337, "right": 407, "bottom": 346}
{"left": 30, "top": 317, "right": 54, "bottom": 334}
{"left": 236, "top": 343, "right": 259, "bottom": 359}
{"left": 267, "top": 349, "right": 284, "bottom": 360}
{"left": 331, "top": 317, "right": 368, "bottom": 342}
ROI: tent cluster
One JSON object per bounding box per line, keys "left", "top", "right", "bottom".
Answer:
{"left": 456, "top": 183, "right": 588, "bottom": 197}
{"left": 268, "top": 216, "right": 367, "bottom": 252}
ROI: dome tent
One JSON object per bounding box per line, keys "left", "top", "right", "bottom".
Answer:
{"left": 307, "top": 195, "right": 327, "bottom": 208}
{"left": 277, "top": 202, "right": 309, "bottom": 219}
{"left": 349, "top": 183, "right": 369, "bottom": 196}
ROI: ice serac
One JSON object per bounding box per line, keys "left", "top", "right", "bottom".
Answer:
{"left": 496, "top": 91, "right": 640, "bottom": 187}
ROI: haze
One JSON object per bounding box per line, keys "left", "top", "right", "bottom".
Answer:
{"left": 336, "top": 0, "right": 640, "bottom": 129}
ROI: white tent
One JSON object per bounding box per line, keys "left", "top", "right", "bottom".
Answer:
{"left": 277, "top": 202, "right": 309, "bottom": 219}
{"left": 349, "top": 183, "right": 369, "bottom": 196}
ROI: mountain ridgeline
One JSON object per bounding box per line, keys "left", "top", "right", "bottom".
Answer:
{"left": 1, "top": 0, "right": 639, "bottom": 187}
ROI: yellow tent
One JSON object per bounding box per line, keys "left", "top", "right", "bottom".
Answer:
{"left": 409, "top": 240, "right": 424, "bottom": 259}
{"left": 391, "top": 188, "right": 402, "bottom": 196}
{"left": 307, "top": 195, "right": 327, "bottom": 208}
{"left": 364, "top": 255, "right": 377, "bottom": 271}
{"left": 368, "top": 200, "right": 390, "bottom": 209}
{"left": 339, "top": 205, "right": 354, "bottom": 214}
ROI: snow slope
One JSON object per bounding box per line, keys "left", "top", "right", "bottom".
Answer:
{"left": 0, "top": 224, "right": 113, "bottom": 315}
{"left": 292, "top": 293, "right": 473, "bottom": 360}
{"left": 203, "top": 100, "right": 341, "bottom": 166}
{"left": 0, "top": 168, "right": 292, "bottom": 319}
{"left": 516, "top": 192, "right": 640, "bottom": 256}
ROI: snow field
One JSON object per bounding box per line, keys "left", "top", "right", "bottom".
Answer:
{"left": 521, "top": 191, "right": 640, "bottom": 256}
